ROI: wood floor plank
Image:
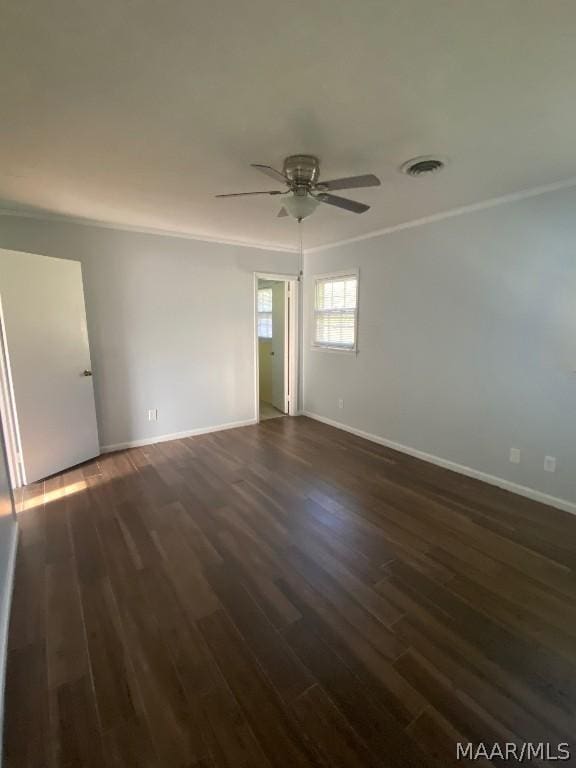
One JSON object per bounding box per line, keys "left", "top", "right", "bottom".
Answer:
{"left": 44, "top": 475, "right": 74, "bottom": 565}
{"left": 45, "top": 558, "right": 89, "bottom": 690}
{"left": 283, "top": 617, "right": 432, "bottom": 768}
{"left": 277, "top": 573, "right": 426, "bottom": 726}
{"left": 394, "top": 648, "right": 516, "bottom": 747}
{"left": 3, "top": 643, "right": 51, "bottom": 768}
{"left": 52, "top": 675, "right": 106, "bottom": 768}
{"left": 78, "top": 577, "right": 141, "bottom": 730}
{"left": 198, "top": 610, "right": 323, "bottom": 768}
{"left": 406, "top": 708, "right": 490, "bottom": 768}
{"left": 200, "top": 684, "right": 274, "bottom": 768}
{"left": 214, "top": 528, "right": 302, "bottom": 629}
{"left": 388, "top": 559, "right": 576, "bottom": 714}
{"left": 393, "top": 615, "right": 573, "bottom": 746}
{"left": 7, "top": 539, "right": 46, "bottom": 651}
{"left": 116, "top": 599, "right": 209, "bottom": 766}
{"left": 101, "top": 716, "right": 160, "bottom": 768}
{"left": 290, "top": 684, "right": 383, "bottom": 768}
{"left": 5, "top": 416, "right": 576, "bottom": 767}
{"left": 283, "top": 545, "right": 402, "bottom": 660}
{"left": 205, "top": 564, "right": 314, "bottom": 703}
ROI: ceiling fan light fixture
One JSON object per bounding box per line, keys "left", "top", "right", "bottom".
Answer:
{"left": 282, "top": 193, "right": 319, "bottom": 220}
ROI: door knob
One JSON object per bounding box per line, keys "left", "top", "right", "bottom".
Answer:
{"left": 83, "top": 370, "right": 93, "bottom": 377}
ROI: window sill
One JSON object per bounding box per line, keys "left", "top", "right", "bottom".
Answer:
{"left": 311, "top": 344, "right": 358, "bottom": 354}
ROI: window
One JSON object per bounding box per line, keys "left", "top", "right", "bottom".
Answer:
{"left": 313, "top": 272, "right": 358, "bottom": 350}
{"left": 258, "top": 287, "right": 273, "bottom": 339}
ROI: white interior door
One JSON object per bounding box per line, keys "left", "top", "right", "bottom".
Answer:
{"left": 271, "top": 281, "right": 286, "bottom": 412}
{"left": 0, "top": 249, "right": 99, "bottom": 484}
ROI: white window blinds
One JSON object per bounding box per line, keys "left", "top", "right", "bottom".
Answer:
{"left": 314, "top": 273, "right": 358, "bottom": 350}
{"left": 257, "top": 287, "right": 273, "bottom": 339}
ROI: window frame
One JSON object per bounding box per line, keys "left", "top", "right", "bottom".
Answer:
{"left": 311, "top": 269, "right": 359, "bottom": 353}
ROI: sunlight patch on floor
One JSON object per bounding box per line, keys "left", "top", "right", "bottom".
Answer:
{"left": 19, "top": 480, "right": 88, "bottom": 511}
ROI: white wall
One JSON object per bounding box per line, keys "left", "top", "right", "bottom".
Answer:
{"left": 0, "top": 216, "right": 298, "bottom": 449}
{"left": 303, "top": 185, "right": 576, "bottom": 508}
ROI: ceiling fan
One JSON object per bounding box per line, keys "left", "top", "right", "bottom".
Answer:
{"left": 215, "top": 155, "right": 380, "bottom": 220}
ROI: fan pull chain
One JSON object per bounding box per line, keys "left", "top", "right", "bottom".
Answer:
{"left": 298, "top": 217, "right": 303, "bottom": 282}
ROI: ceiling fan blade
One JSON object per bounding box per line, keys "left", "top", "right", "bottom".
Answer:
{"left": 215, "top": 190, "right": 283, "bottom": 197}
{"left": 250, "top": 164, "right": 288, "bottom": 183}
{"left": 277, "top": 207, "right": 288, "bottom": 218}
{"left": 315, "top": 192, "right": 370, "bottom": 214}
{"left": 317, "top": 173, "right": 381, "bottom": 191}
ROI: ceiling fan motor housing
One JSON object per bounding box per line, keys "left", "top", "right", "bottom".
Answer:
{"left": 283, "top": 155, "right": 320, "bottom": 187}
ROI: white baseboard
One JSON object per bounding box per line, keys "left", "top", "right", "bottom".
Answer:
{"left": 301, "top": 411, "right": 576, "bottom": 516}
{"left": 0, "top": 520, "right": 18, "bottom": 765}
{"left": 100, "top": 417, "right": 257, "bottom": 453}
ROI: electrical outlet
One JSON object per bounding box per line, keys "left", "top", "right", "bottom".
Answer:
{"left": 544, "top": 456, "right": 556, "bottom": 473}
{"left": 338, "top": 398, "right": 344, "bottom": 409}
{"left": 509, "top": 448, "right": 521, "bottom": 464}
{"left": 148, "top": 409, "right": 158, "bottom": 422}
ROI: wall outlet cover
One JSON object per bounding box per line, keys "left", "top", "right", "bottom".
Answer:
{"left": 544, "top": 456, "right": 556, "bottom": 472}
{"left": 509, "top": 448, "right": 521, "bottom": 464}
{"left": 338, "top": 398, "right": 344, "bottom": 409}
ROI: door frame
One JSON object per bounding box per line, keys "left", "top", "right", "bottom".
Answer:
{"left": 253, "top": 272, "right": 299, "bottom": 421}
{"left": 0, "top": 296, "right": 25, "bottom": 489}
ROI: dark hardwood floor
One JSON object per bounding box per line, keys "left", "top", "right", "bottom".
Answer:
{"left": 5, "top": 416, "right": 576, "bottom": 767}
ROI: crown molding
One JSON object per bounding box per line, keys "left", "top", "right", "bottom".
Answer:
{"left": 3, "top": 174, "right": 576, "bottom": 256}
{"left": 305, "top": 175, "right": 576, "bottom": 254}
{"left": 0, "top": 207, "right": 298, "bottom": 254}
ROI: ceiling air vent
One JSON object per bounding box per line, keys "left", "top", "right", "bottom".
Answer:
{"left": 401, "top": 156, "right": 446, "bottom": 177}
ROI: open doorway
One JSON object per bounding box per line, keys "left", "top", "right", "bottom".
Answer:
{"left": 254, "top": 273, "right": 298, "bottom": 422}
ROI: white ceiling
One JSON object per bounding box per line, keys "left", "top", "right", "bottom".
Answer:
{"left": 2, "top": 0, "right": 576, "bottom": 250}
